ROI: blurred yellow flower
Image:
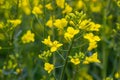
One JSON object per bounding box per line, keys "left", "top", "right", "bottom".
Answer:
{"left": 90, "top": 2, "right": 102, "bottom": 13}
{"left": 42, "top": 36, "right": 52, "bottom": 46}
{"left": 8, "top": 19, "right": 21, "bottom": 27}
{"left": 75, "top": 0, "right": 84, "bottom": 10}
{"left": 70, "top": 58, "right": 80, "bottom": 65}
{"left": 45, "top": 3, "right": 53, "bottom": 10}
{"left": 88, "top": 42, "right": 97, "bottom": 51}
{"left": 54, "top": 18, "right": 68, "bottom": 29}
{"left": 44, "top": 63, "right": 54, "bottom": 73}
{"left": 21, "top": 0, "right": 31, "bottom": 15}
{"left": 42, "top": 36, "right": 63, "bottom": 52}
{"left": 32, "top": 5, "right": 43, "bottom": 15}
{"left": 16, "top": 68, "right": 22, "bottom": 74}
{"left": 62, "top": 3, "right": 72, "bottom": 14}
{"left": 84, "top": 33, "right": 100, "bottom": 42}
{"left": 117, "top": 1, "right": 120, "bottom": 7}
{"left": 64, "top": 27, "right": 79, "bottom": 41}
{"left": 79, "top": 19, "right": 90, "bottom": 29}
{"left": 0, "top": 22, "right": 4, "bottom": 29}
{"left": 50, "top": 41, "right": 63, "bottom": 52}
{"left": 21, "top": 30, "right": 35, "bottom": 44}
{"left": 83, "top": 52, "right": 101, "bottom": 64}
{"left": 115, "top": 72, "right": 120, "bottom": 79}
{"left": 46, "top": 17, "right": 54, "bottom": 28}
{"left": 89, "top": 22, "right": 101, "bottom": 31}
{"left": 56, "top": 0, "right": 65, "bottom": 8}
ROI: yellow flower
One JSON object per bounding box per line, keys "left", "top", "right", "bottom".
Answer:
{"left": 45, "top": 3, "right": 53, "bottom": 10}
{"left": 89, "top": 22, "right": 101, "bottom": 31}
{"left": 75, "top": 0, "right": 84, "bottom": 10}
{"left": 83, "top": 52, "right": 101, "bottom": 64}
{"left": 62, "top": 3, "right": 72, "bottom": 14}
{"left": 117, "top": 1, "right": 120, "bottom": 7}
{"left": 42, "top": 36, "right": 52, "bottom": 46}
{"left": 54, "top": 18, "right": 68, "bottom": 29}
{"left": 21, "top": 0, "right": 31, "bottom": 15}
{"left": 44, "top": 63, "right": 54, "bottom": 73}
{"left": 84, "top": 33, "right": 100, "bottom": 42}
{"left": 115, "top": 72, "right": 120, "bottom": 79}
{"left": 46, "top": 16, "right": 54, "bottom": 28}
{"left": 56, "top": 0, "right": 65, "bottom": 8}
{"left": 16, "top": 68, "right": 22, "bottom": 74}
{"left": 79, "top": 19, "right": 90, "bottom": 29}
{"left": 50, "top": 41, "right": 63, "bottom": 52}
{"left": 90, "top": 2, "right": 102, "bottom": 13}
{"left": 21, "top": 30, "right": 35, "bottom": 44}
{"left": 0, "top": 22, "right": 4, "bottom": 29}
{"left": 42, "top": 36, "right": 63, "bottom": 52}
{"left": 88, "top": 42, "right": 97, "bottom": 51}
{"left": 8, "top": 19, "right": 21, "bottom": 27}
{"left": 32, "top": 5, "right": 43, "bottom": 15}
{"left": 64, "top": 27, "right": 79, "bottom": 41}
{"left": 70, "top": 58, "right": 80, "bottom": 65}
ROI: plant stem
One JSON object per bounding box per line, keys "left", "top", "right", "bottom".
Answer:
{"left": 60, "top": 39, "right": 74, "bottom": 80}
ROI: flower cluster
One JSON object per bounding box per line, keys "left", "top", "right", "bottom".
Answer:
{"left": 44, "top": 63, "right": 54, "bottom": 73}
{"left": 21, "top": 30, "right": 35, "bottom": 44}
{"left": 42, "top": 36, "right": 63, "bottom": 52}
{"left": 84, "top": 33, "right": 100, "bottom": 51}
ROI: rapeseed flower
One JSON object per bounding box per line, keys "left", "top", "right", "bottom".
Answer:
{"left": 83, "top": 52, "right": 101, "bottom": 64}
{"left": 88, "top": 42, "right": 97, "bottom": 51}
{"left": 56, "top": 0, "right": 65, "bottom": 8}
{"left": 21, "top": 0, "right": 31, "bottom": 15}
{"left": 42, "top": 36, "right": 52, "bottom": 46}
{"left": 45, "top": 3, "right": 53, "bottom": 10}
{"left": 0, "top": 22, "right": 4, "bottom": 29}
{"left": 90, "top": 2, "right": 102, "bottom": 13}
{"left": 89, "top": 22, "right": 101, "bottom": 31}
{"left": 64, "top": 27, "right": 79, "bottom": 41}
{"left": 21, "top": 30, "right": 35, "bottom": 44}
{"left": 44, "top": 63, "right": 54, "bottom": 73}
{"left": 46, "top": 16, "right": 54, "bottom": 28}
{"left": 8, "top": 19, "right": 21, "bottom": 27}
{"left": 115, "top": 72, "right": 120, "bottom": 79}
{"left": 75, "top": 0, "right": 84, "bottom": 10}
{"left": 62, "top": 3, "right": 72, "bottom": 14}
{"left": 70, "top": 58, "right": 80, "bottom": 65}
{"left": 84, "top": 33, "right": 100, "bottom": 42}
{"left": 54, "top": 18, "right": 68, "bottom": 29}
{"left": 32, "top": 5, "right": 43, "bottom": 15}
{"left": 42, "top": 36, "right": 63, "bottom": 52}
{"left": 50, "top": 41, "right": 63, "bottom": 52}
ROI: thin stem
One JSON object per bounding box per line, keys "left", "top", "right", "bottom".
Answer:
{"left": 60, "top": 39, "right": 74, "bottom": 80}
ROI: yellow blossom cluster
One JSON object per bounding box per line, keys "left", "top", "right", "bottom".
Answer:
{"left": 21, "top": 30, "right": 35, "bottom": 44}
{"left": 84, "top": 33, "right": 100, "bottom": 51}
{"left": 79, "top": 19, "right": 101, "bottom": 31}
{"left": 44, "top": 63, "right": 54, "bottom": 73}
{"left": 42, "top": 36, "right": 63, "bottom": 52}
{"left": 64, "top": 27, "right": 79, "bottom": 41}
{"left": 54, "top": 18, "right": 68, "bottom": 29}
{"left": 83, "top": 52, "right": 101, "bottom": 64}
{"left": 55, "top": 0, "right": 65, "bottom": 9}
{"left": 62, "top": 3, "right": 72, "bottom": 14}
{"left": 70, "top": 58, "right": 80, "bottom": 65}
{"left": 7, "top": 19, "right": 21, "bottom": 27}
{"left": 32, "top": 5, "right": 43, "bottom": 15}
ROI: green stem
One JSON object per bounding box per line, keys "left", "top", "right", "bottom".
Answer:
{"left": 102, "top": 0, "right": 111, "bottom": 79}
{"left": 60, "top": 39, "right": 74, "bottom": 80}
